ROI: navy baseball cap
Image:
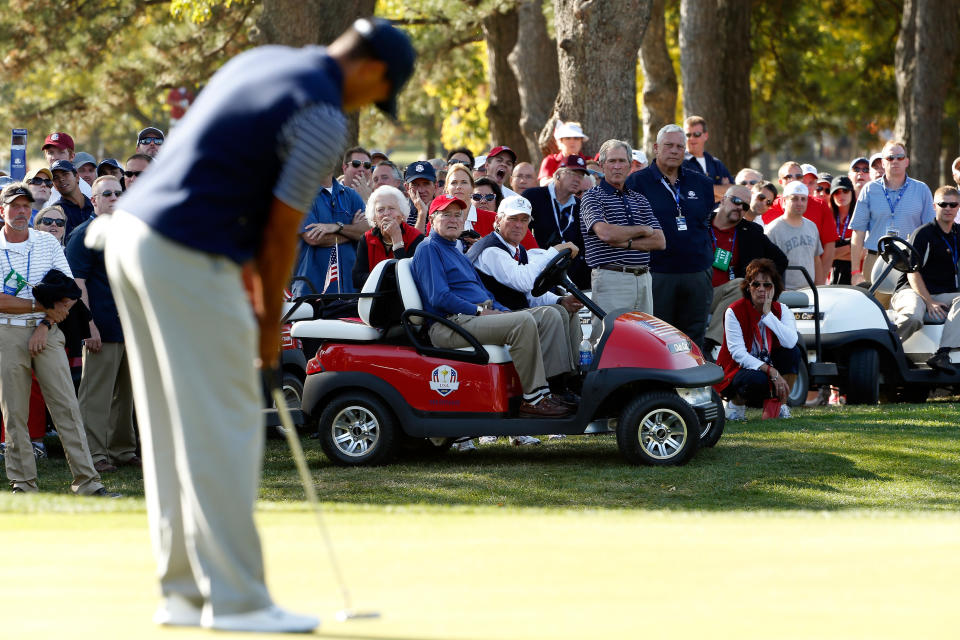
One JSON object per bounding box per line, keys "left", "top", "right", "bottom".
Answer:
{"left": 404, "top": 160, "right": 436, "bottom": 183}
{"left": 50, "top": 159, "right": 77, "bottom": 174}
{"left": 96, "top": 158, "right": 122, "bottom": 176}
{"left": 352, "top": 18, "right": 416, "bottom": 119}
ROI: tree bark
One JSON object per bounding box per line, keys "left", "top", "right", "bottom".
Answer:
{"left": 508, "top": 0, "right": 560, "bottom": 164}
{"left": 895, "top": 0, "right": 959, "bottom": 188}
{"left": 482, "top": 6, "right": 528, "bottom": 161}
{"left": 540, "top": 0, "right": 652, "bottom": 158}
{"left": 256, "top": 0, "right": 377, "bottom": 145}
{"left": 678, "top": 0, "right": 751, "bottom": 172}
{"left": 639, "top": 0, "right": 677, "bottom": 159}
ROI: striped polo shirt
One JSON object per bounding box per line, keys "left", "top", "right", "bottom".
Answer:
{"left": 0, "top": 228, "right": 72, "bottom": 320}
{"left": 579, "top": 178, "right": 661, "bottom": 268}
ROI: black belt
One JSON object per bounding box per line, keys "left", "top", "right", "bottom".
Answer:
{"left": 867, "top": 249, "right": 878, "bottom": 255}
{"left": 598, "top": 264, "right": 649, "bottom": 276}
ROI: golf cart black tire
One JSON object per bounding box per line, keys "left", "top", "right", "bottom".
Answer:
{"left": 787, "top": 358, "right": 809, "bottom": 407}
{"left": 699, "top": 389, "right": 725, "bottom": 448}
{"left": 318, "top": 391, "right": 398, "bottom": 466}
{"left": 617, "top": 391, "right": 700, "bottom": 466}
{"left": 846, "top": 347, "right": 880, "bottom": 405}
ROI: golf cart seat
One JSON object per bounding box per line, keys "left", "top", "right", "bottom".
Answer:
{"left": 290, "top": 259, "right": 399, "bottom": 342}
{"left": 394, "top": 258, "right": 513, "bottom": 364}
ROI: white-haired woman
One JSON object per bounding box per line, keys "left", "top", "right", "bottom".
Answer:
{"left": 352, "top": 185, "right": 424, "bottom": 289}
{"left": 538, "top": 121, "right": 589, "bottom": 185}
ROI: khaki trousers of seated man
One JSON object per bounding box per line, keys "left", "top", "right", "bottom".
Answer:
{"left": 78, "top": 342, "right": 137, "bottom": 465}
{"left": 428, "top": 306, "right": 569, "bottom": 394}
{"left": 891, "top": 289, "right": 960, "bottom": 347}
{"left": 590, "top": 269, "right": 653, "bottom": 343}
{"left": 706, "top": 278, "right": 745, "bottom": 346}
{"left": 0, "top": 324, "right": 104, "bottom": 494}
{"left": 548, "top": 303, "right": 583, "bottom": 371}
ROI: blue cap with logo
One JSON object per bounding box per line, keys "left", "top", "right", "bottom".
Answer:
{"left": 351, "top": 18, "right": 416, "bottom": 119}
{"left": 50, "top": 159, "right": 77, "bottom": 174}
{"left": 404, "top": 161, "right": 436, "bottom": 183}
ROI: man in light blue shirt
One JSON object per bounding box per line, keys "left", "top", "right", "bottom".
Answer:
{"left": 849, "top": 140, "right": 935, "bottom": 285}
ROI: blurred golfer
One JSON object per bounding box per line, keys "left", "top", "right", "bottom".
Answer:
{"left": 93, "top": 19, "right": 415, "bottom": 633}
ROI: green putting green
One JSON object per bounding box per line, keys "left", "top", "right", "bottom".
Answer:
{"left": 4, "top": 505, "right": 959, "bottom": 638}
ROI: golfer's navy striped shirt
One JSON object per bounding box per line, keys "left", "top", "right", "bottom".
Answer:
{"left": 579, "top": 179, "right": 660, "bottom": 268}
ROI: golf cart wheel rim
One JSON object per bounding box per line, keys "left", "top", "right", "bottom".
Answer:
{"left": 638, "top": 407, "right": 688, "bottom": 460}
{"left": 331, "top": 405, "right": 380, "bottom": 458}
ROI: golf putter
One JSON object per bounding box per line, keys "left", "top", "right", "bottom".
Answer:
{"left": 267, "top": 367, "right": 380, "bottom": 622}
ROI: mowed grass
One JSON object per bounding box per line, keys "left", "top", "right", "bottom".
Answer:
{"left": 2, "top": 400, "right": 960, "bottom": 638}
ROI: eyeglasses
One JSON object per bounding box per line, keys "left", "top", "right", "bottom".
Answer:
{"left": 28, "top": 178, "right": 54, "bottom": 187}
{"left": 139, "top": 137, "right": 163, "bottom": 146}
{"left": 815, "top": 186, "right": 829, "bottom": 194}
{"left": 95, "top": 190, "right": 122, "bottom": 198}
{"left": 123, "top": 170, "right": 142, "bottom": 178}
{"left": 37, "top": 217, "right": 65, "bottom": 227}
{"left": 851, "top": 167, "right": 870, "bottom": 173}
{"left": 685, "top": 131, "right": 704, "bottom": 138}
{"left": 437, "top": 211, "right": 464, "bottom": 219}
{"left": 738, "top": 179, "right": 759, "bottom": 186}
{"left": 725, "top": 195, "right": 750, "bottom": 211}
{"left": 754, "top": 194, "right": 772, "bottom": 204}
{"left": 348, "top": 159, "right": 372, "bottom": 169}
{"left": 471, "top": 193, "right": 496, "bottom": 202}
{"left": 781, "top": 173, "right": 803, "bottom": 180}
{"left": 935, "top": 201, "right": 960, "bottom": 209}
{"left": 749, "top": 281, "right": 774, "bottom": 290}
{"left": 885, "top": 154, "right": 906, "bottom": 162}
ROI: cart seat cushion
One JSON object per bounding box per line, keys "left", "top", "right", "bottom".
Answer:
{"left": 396, "top": 258, "right": 424, "bottom": 325}
{"left": 290, "top": 318, "right": 381, "bottom": 341}
{"left": 458, "top": 344, "right": 512, "bottom": 363}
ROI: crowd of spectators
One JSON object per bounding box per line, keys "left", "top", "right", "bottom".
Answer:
{"left": 3, "top": 112, "right": 960, "bottom": 480}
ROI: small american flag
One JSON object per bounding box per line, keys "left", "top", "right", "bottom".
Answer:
{"left": 323, "top": 243, "right": 340, "bottom": 293}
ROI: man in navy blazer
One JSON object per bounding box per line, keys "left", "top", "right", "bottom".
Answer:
{"left": 522, "top": 155, "right": 590, "bottom": 289}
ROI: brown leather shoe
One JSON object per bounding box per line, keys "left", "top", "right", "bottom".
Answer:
{"left": 94, "top": 459, "right": 117, "bottom": 473}
{"left": 519, "top": 397, "right": 573, "bottom": 418}
{"left": 116, "top": 455, "right": 142, "bottom": 468}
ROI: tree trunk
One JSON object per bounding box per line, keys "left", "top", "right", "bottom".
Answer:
{"left": 895, "top": 0, "right": 959, "bottom": 188}
{"left": 256, "top": 0, "right": 377, "bottom": 145}
{"left": 678, "top": 0, "right": 751, "bottom": 172}
{"left": 639, "top": 0, "right": 677, "bottom": 159}
{"left": 940, "top": 116, "right": 958, "bottom": 186}
{"left": 508, "top": 0, "right": 560, "bottom": 164}
{"left": 483, "top": 6, "right": 528, "bottom": 161}
{"left": 540, "top": 0, "right": 652, "bottom": 158}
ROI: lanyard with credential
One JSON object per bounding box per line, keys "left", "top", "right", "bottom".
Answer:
{"left": 836, "top": 209, "right": 851, "bottom": 240}
{"left": 3, "top": 248, "right": 31, "bottom": 294}
{"left": 660, "top": 177, "right": 682, "bottom": 216}
{"left": 710, "top": 226, "right": 737, "bottom": 278}
{"left": 552, "top": 197, "right": 574, "bottom": 235}
{"left": 882, "top": 181, "right": 908, "bottom": 217}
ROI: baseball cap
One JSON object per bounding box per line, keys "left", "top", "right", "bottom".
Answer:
{"left": 869, "top": 152, "right": 883, "bottom": 167}
{"left": 404, "top": 161, "right": 436, "bottom": 183}
{"left": 473, "top": 155, "right": 487, "bottom": 170}
{"left": 2, "top": 183, "right": 35, "bottom": 205}
{"left": 830, "top": 175, "right": 854, "bottom": 194}
{"left": 486, "top": 146, "right": 517, "bottom": 162}
{"left": 784, "top": 181, "right": 808, "bottom": 197}
{"left": 800, "top": 163, "right": 818, "bottom": 177}
{"left": 369, "top": 149, "right": 388, "bottom": 163}
{"left": 631, "top": 150, "right": 648, "bottom": 165}
{"left": 554, "top": 121, "right": 588, "bottom": 140}
{"left": 25, "top": 166, "right": 53, "bottom": 181}
{"left": 561, "top": 155, "right": 588, "bottom": 173}
{"left": 817, "top": 172, "right": 833, "bottom": 185}
{"left": 96, "top": 158, "right": 122, "bottom": 176}
{"left": 428, "top": 194, "right": 467, "bottom": 216}
{"left": 0, "top": 176, "right": 15, "bottom": 189}
{"left": 849, "top": 157, "right": 869, "bottom": 170}
{"left": 138, "top": 127, "right": 164, "bottom": 143}
{"left": 497, "top": 195, "right": 533, "bottom": 217}
{"left": 50, "top": 159, "right": 77, "bottom": 173}
{"left": 73, "top": 152, "right": 97, "bottom": 169}
{"left": 351, "top": 18, "right": 416, "bottom": 119}
{"left": 42, "top": 132, "right": 75, "bottom": 151}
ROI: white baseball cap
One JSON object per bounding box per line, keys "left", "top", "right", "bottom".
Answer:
{"left": 800, "top": 163, "right": 818, "bottom": 177}
{"left": 554, "top": 121, "right": 589, "bottom": 141}
{"left": 497, "top": 195, "right": 533, "bottom": 217}
{"left": 784, "top": 181, "right": 809, "bottom": 197}
{"left": 473, "top": 155, "right": 487, "bottom": 170}
{"left": 631, "top": 150, "right": 648, "bottom": 165}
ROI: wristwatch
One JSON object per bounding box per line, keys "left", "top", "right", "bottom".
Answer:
{"left": 39, "top": 319, "right": 52, "bottom": 329}
{"left": 335, "top": 222, "right": 345, "bottom": 233}
{"left": 475, "top": 305, "right": 484, "bottom": 316}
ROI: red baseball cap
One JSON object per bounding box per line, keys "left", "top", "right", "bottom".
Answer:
{"left": 560, "top": 155, "right": 588, "bottom": 173}
{"left": 42, "top": 132, "right": 75, "bottom": 151}
{"left": 428, "top": 194, "right": 467, "bottom": 216}
{"left": 486, "top": 146, "right": 517, "bottom": 162}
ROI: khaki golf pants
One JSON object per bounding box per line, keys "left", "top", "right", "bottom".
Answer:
{"left": 706, "top": 279, "right": 745, "bottom": 346}
{"left": 589, "top": 268, "right": 653, "bottom": 343}
{"left": 891, "top": 289, "right": 960, "bottom": 348}
{"left": 104, "top": 211, "right": 271, "bottom": 617}
{"left": 78, "top": 342, "right": 137, "bottom": 465}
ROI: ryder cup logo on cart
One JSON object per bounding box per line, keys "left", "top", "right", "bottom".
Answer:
{"left": 430, "top": 365, "right": 460, "bottom": 396}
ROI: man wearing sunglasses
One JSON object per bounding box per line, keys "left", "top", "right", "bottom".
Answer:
{"left": 704, "top": 185, "right": 788, "bottom": 354}
{"left": 849, "top": 140, "right": 936, "bottom": 286}
{"left": 890, "top": 186, "right": 960, "bottom": 374}
{"left": 680, "top": 115, "right": 732, "bottom": 204}
{"left": 136, "top": 127, "right": 164, "bottom": 158}
{"left": 340, "top": 146, "right": 373, "bottom": 202}
{"left": 66, "top": 176, "right": 137, "bottom": 474}
{"left": 122, "top": 153, "right": 152, "bottom": 191}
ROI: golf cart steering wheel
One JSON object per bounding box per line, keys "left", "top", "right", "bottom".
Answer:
{"left": 531, "top": 248, "right": 573, "bottom": 297}
{"left": 877, "top": 235, "right": 921, "bottom": 273}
